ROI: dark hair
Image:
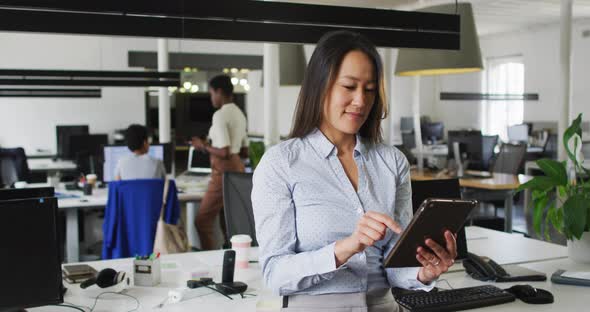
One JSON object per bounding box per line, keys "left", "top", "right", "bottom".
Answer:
{"left": 289, "top": 30, "right": 387, "bottom": 144}
{"left": 126, "top": 124, "right": 148, "bottom": 151}
{"left": 209, "top": 74, "right": 234, "bottom": 96}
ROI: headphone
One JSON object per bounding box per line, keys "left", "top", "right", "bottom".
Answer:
{"left": 80, "top": 268, "right": 129, "bottom": 292}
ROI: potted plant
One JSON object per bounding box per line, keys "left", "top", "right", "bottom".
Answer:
{"left": 517, "top": 113, "right": 590, "bottom": 263}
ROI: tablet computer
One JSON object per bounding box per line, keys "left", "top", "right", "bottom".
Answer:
{"left": 384, "top": 198, "right": 477, "bottom": 268}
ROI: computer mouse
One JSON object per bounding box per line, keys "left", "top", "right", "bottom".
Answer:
{"left": 506, "top": 285, "right": 554, "bottom": 304}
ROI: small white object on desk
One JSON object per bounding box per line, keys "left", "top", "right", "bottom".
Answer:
{"left": 134, "top": 257, "right": 161, "bottom": 286}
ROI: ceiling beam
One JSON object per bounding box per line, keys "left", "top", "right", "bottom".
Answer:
{"left": 0, "top": 1, "right": 460, "bottom": 50}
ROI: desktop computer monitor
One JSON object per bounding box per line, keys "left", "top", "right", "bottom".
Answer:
{"left": 0, "top": 187, "right": 54, "bottom": 201}
{"left": 187, "top": 146, "right": 212, "bottom": 174}
{"left": 102, "top": 144, "right": 171, "bottom": 182}
{"left": 0, "top": 196, "right": 63, "bottom": 310}
{"left": 447, "top": 130, "right": 483, "bottom": 165}
{"left": 68, "top": 134, "right": 108, "bottom": 160}
{"left": 411, "top": 178, "right": 468, "bottom": 260}
{"left": 56, "top": 125, "right": 89, "bottom": 160}
{"left": 400, "top": 117, "right": 414, "bottom": 133}
{"left": 69, "top": 134, "right": 108, "bottom": 179}
{"left": 422, "top": 122, "right": 444, "bottom": 143}
{"left": 507, "top": 124, "right": 529, "bottom": 143}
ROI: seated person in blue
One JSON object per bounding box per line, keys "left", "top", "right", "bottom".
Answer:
{"left": 115, "top": 124, "right": 165, "bottom": 180}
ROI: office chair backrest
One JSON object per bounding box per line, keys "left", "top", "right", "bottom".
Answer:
{"left": 0, "top": 147, "right": 30, "bottom": 186}
{"left": 222, "top": 172, "right": 258, "bottom": 247}
{"left": 481, "top": 135, "right": 499, "bottom": 171}
{"left": 491, "top": 143, "right": 527, "bottom": 175}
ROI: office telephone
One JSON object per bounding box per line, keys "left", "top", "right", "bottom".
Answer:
{"left": 463, "top": 252, "right": 546, "bottom": 282}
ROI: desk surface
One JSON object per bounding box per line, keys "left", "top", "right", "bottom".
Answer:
{"left": 29, "top": 176, "right": 208, "bottom": 209}
{"left": 411, "top": 169, "right": 532, "bottom": 190}
{"left": 442, "top": 257, "right": 589, "bottom": 312}
{"left": 29, "top": 227, "right": 577, "bottom": 312}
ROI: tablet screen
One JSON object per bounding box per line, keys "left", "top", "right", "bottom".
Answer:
{"left": 384, "top": 198, "right": 477, "bottom": 268}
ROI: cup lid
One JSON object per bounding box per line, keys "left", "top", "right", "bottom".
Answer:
{"left": 230, "top": 234, "right": 252, "bottom": 244}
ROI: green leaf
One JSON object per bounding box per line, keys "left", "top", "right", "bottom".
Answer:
{"left": 533, "top": 196, "right": 549, "bottom": 235}
{"left": 515, "top": 176, "right": 557, "bottom": 193}
{"left": 563, "top": 113, "right": 583, "bottom": 164}
{"left": 563, "top": 194, "right": 588, "bottom": 240}
{"left": 547, "top": 204, "right": 562, "bottom": 233}
{"left": 536, "top": 159, "right": 568, "bottom": 186}
{"left": 558, "top": 185, "right": 567, "bottom": 198}
{"left": 249, "top": 141, "right": 265, "bottom": 170}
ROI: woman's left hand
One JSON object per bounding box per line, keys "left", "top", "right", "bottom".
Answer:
{"left": 416, "top": 230, "right": 457, "bottom": 284}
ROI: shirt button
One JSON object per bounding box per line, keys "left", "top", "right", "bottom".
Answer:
{"left": 357, "top": 207, "right": 363, "bottom": 214}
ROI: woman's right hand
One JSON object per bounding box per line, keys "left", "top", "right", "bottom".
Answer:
{"left": 334, "top": 211, "right": 402, "bottom": 267}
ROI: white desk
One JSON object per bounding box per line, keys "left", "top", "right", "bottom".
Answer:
{"left": 441, "top": 258, "right": 590, "bottom": 312}
{"left": 30, "top": 227, "right": 580, "bottom": 312}
{"left": 28, "top": 158, "right": 77, "bottom": 172}
{"left": 30, "top": 176, "right": 207, "bottom": 263}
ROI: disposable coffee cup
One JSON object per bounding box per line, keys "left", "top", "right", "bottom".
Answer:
{"left": 230, "top": 234, "right": 252, "bottom": 269}
{"left": 86, "top": 174, "right": 97, "bottom": 186}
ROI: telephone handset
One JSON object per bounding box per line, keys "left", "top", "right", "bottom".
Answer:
{"left": 463, "top": 252, "right": 546, "bottom": 282}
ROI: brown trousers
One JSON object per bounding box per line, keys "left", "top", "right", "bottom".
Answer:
{"left": 196, "top": 154, "right": 244, "bottom": 250}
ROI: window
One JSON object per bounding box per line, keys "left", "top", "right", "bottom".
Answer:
{"left": 481, "top": 56, "right": 524, "bottom": 141}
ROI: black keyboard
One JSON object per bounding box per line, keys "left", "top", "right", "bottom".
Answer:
{"left": 395, "top": 285, "right": 515, "bottom": 312}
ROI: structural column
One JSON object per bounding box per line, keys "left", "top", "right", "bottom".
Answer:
{"left": 382, "top": 48, "right": 393, "bottom": 145}
{"left": 158, "top": 38, "right": 171, "bottom": 144}
{"left": 413, "top": 76, "right": 424, "bottom": 170}
{"left": 558, "top": 0, "right": 573, "bottom": 160}
{"left": 263, "top": 43, "right": 280, "bottom": 147}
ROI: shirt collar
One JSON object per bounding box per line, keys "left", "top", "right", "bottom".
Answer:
{"left": 307, "top": 128, "right": 367, "bottom": 159}
{"left": 220, "top": 102, "right": 236, "bottom": 110}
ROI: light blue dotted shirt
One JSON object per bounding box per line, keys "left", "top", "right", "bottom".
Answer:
{"left": 252, "top": 128, "right": 434, "bottom": 296}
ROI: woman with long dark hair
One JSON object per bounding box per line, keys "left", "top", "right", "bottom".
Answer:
{"left": 252, "top": 31, "right": 457, "bottom": 311}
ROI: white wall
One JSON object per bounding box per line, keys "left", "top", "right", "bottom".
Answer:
{"left": 0, "top": 32, "right": 264, "bottom": 154}
{"left": 433, "top": 19, "right": 590, "bottom": 130}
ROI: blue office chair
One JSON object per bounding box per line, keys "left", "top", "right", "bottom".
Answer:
{"left": 102, "top": 179, "right": 180, "bottom": 259}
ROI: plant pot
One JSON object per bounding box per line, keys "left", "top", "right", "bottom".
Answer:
{"left": 567, "top": 231, "right": 590, "bottom": 264}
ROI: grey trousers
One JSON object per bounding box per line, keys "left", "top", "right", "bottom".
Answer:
{"left": 280, "top": 288, "right": 406, "bottom": 312}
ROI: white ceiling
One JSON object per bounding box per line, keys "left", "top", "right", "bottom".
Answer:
{"left": 270, "top": 0, "right": 590, "bottom": 36}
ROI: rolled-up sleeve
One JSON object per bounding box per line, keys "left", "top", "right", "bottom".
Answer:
{"left": 385, "top": 149, "right": 436, "bottom": 291}
{"left": 252, "top": 147, "right": 344, "bottom": 296}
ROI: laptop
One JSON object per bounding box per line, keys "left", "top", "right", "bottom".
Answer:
{"left": 185, "top": 146, "right": 212, "bottom": 175}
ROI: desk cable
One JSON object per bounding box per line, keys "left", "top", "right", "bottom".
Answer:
{"left": 437, "top": 279, "right": 455, "bottom": 290}
{"left": 54, "top": 292, "right": 140, "bottom": 312}
{"left": 203, "top": 285, "right": 234, "bottom": 300}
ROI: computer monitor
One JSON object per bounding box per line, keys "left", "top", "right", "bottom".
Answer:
{"left": 68, "top": 134, "right": 109, "bottom": 160}
{"left": 422, "top": 122, "right": 444, "bottom": 143}
{"left": 102, "top": 144, "right": 171, "bottom": 182}
{"left": 187, "top": 146, "right": 212, "bottom": 174}
{"left": 411, "top": 178, "right": 468, "bottom": 260}
{"left": 507, "top": 124, "right": 529, "bottom": 143}
{"left": 0, "top": 187, "right": 54, "bottom": 201}
{"left": 0, "top": 196, "right": 63, "bottom": 310}
{"left": 56, "top": 125, "right": 89, "bottom": 159}
{"left": 400, "top": 117, "right": 414, "bottom": 133}
{"left": 447, "top": 130, "right": 483, "bottom": 166}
